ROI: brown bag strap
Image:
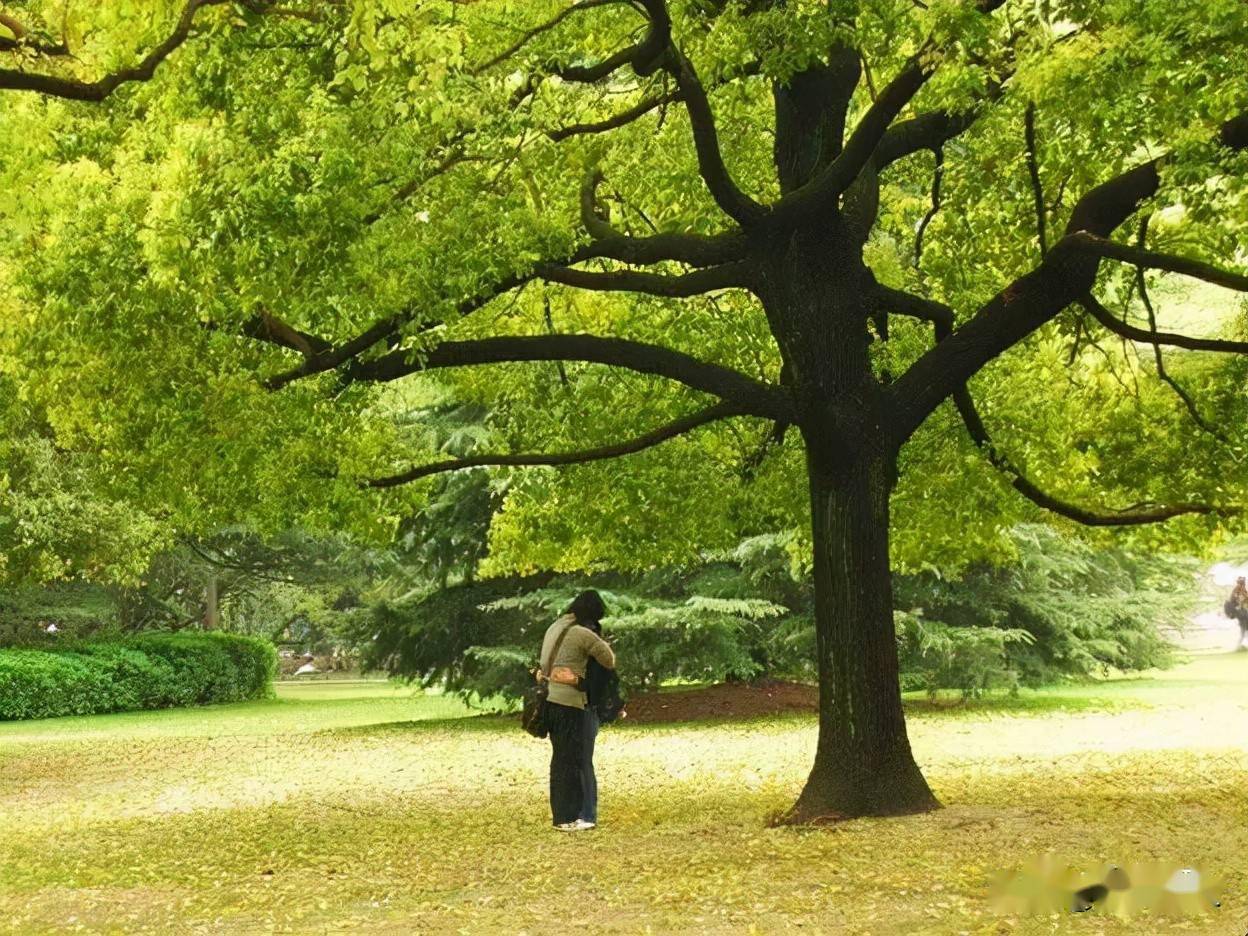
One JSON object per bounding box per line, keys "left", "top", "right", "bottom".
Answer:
{"left": 541, "top": 620, "right": 577, "bottom": 678}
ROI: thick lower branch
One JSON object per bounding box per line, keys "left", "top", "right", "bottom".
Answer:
{"left": 538, "top": 261, "right": 752, "bottom": 297}
{"left": 341, "top": 333, "right": 793, "bottom": 420}
{"left": 265, "top": 232, "right": 750, "bottom": 389}
{"left": 872, "top": 284, "right": 954, "bottom": 331}
{"left": 368, "top": 400, "right": 743, "bottom": 487}
{"left": 238, "top": 311, "right": 333, "bottom": 357}
{"left": 888, "top": 110, "right": 1248, "bottom": 445}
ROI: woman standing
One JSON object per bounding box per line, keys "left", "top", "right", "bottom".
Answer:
{"left": 537, "top": 590, "right": 615, "bottom": 830}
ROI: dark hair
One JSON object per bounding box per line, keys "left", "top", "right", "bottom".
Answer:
{"left": 565, "top": 589, "right": 606, "bottom": 626}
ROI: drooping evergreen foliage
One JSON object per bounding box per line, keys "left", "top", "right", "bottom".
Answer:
{"left": 363, "top": 525, "right": 1192, "bottom": 704}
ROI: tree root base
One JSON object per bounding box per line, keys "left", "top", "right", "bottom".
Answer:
{"left": 769, "top": 788, "right": 941, "bottom": 827}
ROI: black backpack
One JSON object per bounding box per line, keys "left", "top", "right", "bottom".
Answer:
{"left": 585, "top": 657, "right": 626, "bottom": 724}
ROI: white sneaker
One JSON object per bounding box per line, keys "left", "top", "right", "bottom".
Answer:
{"left": 573, "top": 819, "right": 596, "bottom": 830}
{"left": 554, "top": 822, "right": 581, "bottom": 831}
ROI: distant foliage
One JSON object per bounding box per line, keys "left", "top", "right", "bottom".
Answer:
{"left": 0, "top": 632, "right": 276, "bottom": 720}
{"left": 485, "top": 589, "right": 788, "bottom": 691}
{"left": 895, "top": 612, "right": 1036, "bottom": 698}
{"left": 894, "top": 525, "right": 1190, "bottom": 695}
{"left": 0, "top": 583, "right": 120, "bottom": 646}
{"left": 358, "top": 575, "right": 555, "bottom": 707}
{"left": 361, "top": 526, "right": 1193, "bottom": 703}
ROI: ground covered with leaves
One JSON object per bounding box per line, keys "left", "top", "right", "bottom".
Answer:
{"left": 3, "top": 656, "right": 1248, "bottom": 934}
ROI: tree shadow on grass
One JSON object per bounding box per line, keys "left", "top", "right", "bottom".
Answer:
{"left": 318, "top": 689, "right": 1151, "bottom": 739}
{"left": 322, "top": 712, "right": 515, "bottom": 737}
{"left": 903, "top": 692, "right": 1146, "bottom": 719}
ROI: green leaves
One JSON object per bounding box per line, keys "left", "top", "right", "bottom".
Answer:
{"left": 2, "top": 0, "right": 1247, "bottom": 592}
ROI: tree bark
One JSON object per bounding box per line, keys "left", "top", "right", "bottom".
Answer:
{"left": 205, "top": 575, "right": 219, "bottom": 630}
{"left": 776, "top": 446, "right": 938, "bottom": 822}
{"left": 755, "top": 196, "right": 936, "bottom": 821}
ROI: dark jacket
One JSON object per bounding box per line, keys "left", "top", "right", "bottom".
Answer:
{"left": 581, "top": 619, "right": 626, "bottom": 723}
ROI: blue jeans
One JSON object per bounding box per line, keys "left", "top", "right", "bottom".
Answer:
{"left": 580, "top": 707, "right": 599, "bottom": 824}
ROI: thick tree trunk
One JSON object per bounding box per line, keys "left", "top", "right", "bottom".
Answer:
{"left": 778, "top": 446, "right": 938, "bottom": 822}
{"left": 762, "top": 59, "right": 936, "bottom": 819}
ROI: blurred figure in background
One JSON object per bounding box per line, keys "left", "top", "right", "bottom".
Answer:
{"left": 1224, "top": 576, "right": 1248, "bottom": 649}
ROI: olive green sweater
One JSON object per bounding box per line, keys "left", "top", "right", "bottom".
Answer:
{"left": 540, "top": 614, "right": 616, "bottom": 709}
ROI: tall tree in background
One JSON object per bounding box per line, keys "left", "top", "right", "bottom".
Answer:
{"left": 3, "top": 0, "right": 1247, "bottom": 820}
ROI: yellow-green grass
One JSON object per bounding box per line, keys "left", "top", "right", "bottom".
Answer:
{"left": 2, "top": 658, "right": 1248, "bottom": 934}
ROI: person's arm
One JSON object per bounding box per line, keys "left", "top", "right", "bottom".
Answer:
{"left": 587, "top": 631, "right": 616, "bottom": 670}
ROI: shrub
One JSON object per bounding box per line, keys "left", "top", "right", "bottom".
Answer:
{"left": 0, "top": 632, "right": 277, "bottom": 720}
{"left": 68, "top": 642, "right": 179, "bottom": 709}
{"left": 0, "top": 650, "right": 115, "bottom": 720}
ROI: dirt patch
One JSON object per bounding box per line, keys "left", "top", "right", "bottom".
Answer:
{"left": 622, "top": 680, "right": 817, "bottom": 724}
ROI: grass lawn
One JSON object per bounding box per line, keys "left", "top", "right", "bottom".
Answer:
{"left": 3, "top": 657, "right": 1248, "bottom": 935}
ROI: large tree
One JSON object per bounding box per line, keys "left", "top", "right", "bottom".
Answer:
{"left": 3, "top": 0, "right": 1247, "bottom": 820}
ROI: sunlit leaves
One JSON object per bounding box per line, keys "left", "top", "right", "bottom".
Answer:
{"left": 2, "top": 0, "right": 1247, "bottom": 585}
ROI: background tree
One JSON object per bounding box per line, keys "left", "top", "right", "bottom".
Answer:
{"left": 363, "top": 524, "right": 1192, "bottom": 707}
{"left": 2, "top": 0, "right": 1246, "bottom": 820}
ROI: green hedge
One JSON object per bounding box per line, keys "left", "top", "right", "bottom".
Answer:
{"left": 0, "top": 632, "right": 276, "bottom": 720}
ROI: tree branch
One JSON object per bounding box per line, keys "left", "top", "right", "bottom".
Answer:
{"left": 0, "top": 0, "right": 230, "bottom": 100}
{"left": 367, "top": 400, "right": 744, "bottom": 487}
{"left": 0, "top": 12, "right": 69, "bottom": 56}
{"left": 874, "top": 109, "right": 977, "bottom": 170}
{"left": 1024, "top": 101, "right": 1047, "bottom": 256}
{"left": 886, "top": 110, "right": 1248, "bottom": 446}
{"left": 471, "top": 0, "right": 623, "bottom": 75}
{"left": 240, "top": 310, "right": 333, "bottom": 357}
{"left": 872, "top": 283, "right": 954, "bottom": 331}
{"left": 538, "top": 260, "right": 752, "bottom": 297}
{"left": 548, "top": 88, "right": 679, "bottom": 141}
{"left": 1067, "top": 231, "right": 1248, "bottom": 293}
{"left": 768, "top": 51, "right": 933, "bottom": 226}
{"left": 339, "top": 332, "right": 793, "bottom": 420}
{"left": 913, "top": 146, "right": 943, "bottom": 267}
{"left": 1131, "top": 218, "right": 1228, "bottom": 442}
{"left": 885, "top": 277, "right": 1229, "bottom": 525}
{"left": 769, "top": 0, "right": 1011, "bottom": 222}
{"left": 952, "top": 384, "right": 1234, "bottom": 526}
{"left": 543, "top": 0, "right": 668, "bottom": 84}
{"left": 363, "top": 143, "right": 482, "bottom": 226}
{"left": 579, "top": 167, "right": 616, "bottom": 240}
{"left": 263, "top": 267, "right": 542, "bottom": 389}
{"left": 264, "top": 226, "right": 750, "bottom": 389}
{"left": 1078, "top": 293, "right": 1248, "bottom": 355}
{"left": 549, "top": 59, "right": 759, "bottom": 143}
{"left": 664, "top": 47, "right": 766, "bottom": 226}
{"left": 584, "top": 229, "right": 748, "bottom": 267}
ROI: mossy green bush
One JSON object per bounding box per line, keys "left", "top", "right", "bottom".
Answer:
{"left": 0, "top": 632, "right": 276, "bottom": 720}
